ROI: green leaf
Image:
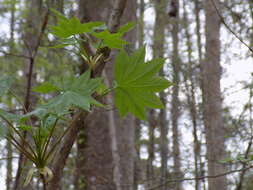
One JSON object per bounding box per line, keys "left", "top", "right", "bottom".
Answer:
{"left": 118, "top": 22, "right": 135, "bottom": 35}
{"left": 33, "top": 82, "right": 59, "bottom": 94}
{"left": 50, "top": 8, "right": 68, "bottom": 21}
{"left": 0, "top": 76, "right": 13, "bottom": 96}
{"left": 50, "top": 16, "right": 104, "bottom": 38}
{"left": 91, "top": 30, "right": 128, "bottom": 49}
{"left": 28, "top": 71, "right": 102, "bottom": 117}
{"left": 114, "top": 47, "right": 172, "bottom": 120}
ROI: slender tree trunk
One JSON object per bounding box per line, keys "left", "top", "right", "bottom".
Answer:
{"left": 147, "top": 110, "right": 155, "bottom": 188}
{"left": 153, "top": 1, "right": 168, "bottom": 189}
{"left": 194, "top": 0, "right": 207, "bottom": 189}
{"left": 6, "top": 0, "right": 17, "bottom": 189}
{"left": 106, "top": 1, "right": 137, "bottom": 189}
{"left": 194, "top": 0, "right": 203, "bottom": 62}
{"left": 138, "top": 0, "right": 144, "bottom": 48}
{"left": 169, "top": 0, "right": 183, "bottom": 189}
{"left": 182, "top": 1, "right": 201, "bottom": 189}
{"left": 134, "top": 1, "right": 145, "bottom": 188}
{"left": 201, "top": 1, "right": 227, "bottom": 190}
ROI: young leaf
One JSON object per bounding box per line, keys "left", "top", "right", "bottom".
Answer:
{"left": 50, "top": 8, "right": 68, "bottom": 21}
{"left": 114, "top": 47, "right": 172, "bottom": 120}
{"left": 33, "top": 82, "right": 59, "bottom": 94}
{"left": 117, "top": 22, "right": 135, "bottom": 35}
{"left": 91, "top": 30, "right": 128, "bottom": 49}
{"left": 50, "top": 16, "right": 104, "bottom": 38}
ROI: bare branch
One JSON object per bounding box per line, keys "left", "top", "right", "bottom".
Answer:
{"left": 0, "top": 50, "right": 30, "bottom": 59}
{"left": 147, "top": 165, "right": 253, "bottom": 190}
{"left": 210, "top": 0, "right": 253, "bottom": 53}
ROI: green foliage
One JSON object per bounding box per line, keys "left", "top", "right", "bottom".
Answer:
{"left": 33, "top": 82, "right": 59, "bottom": 94}
{"left": 0, "top": 12, "right": 172, "bottom": 186}
{"left": 117, "top": 22, "right": 135, "bottom": 34}
{"left": 32, "top": 70, "right": 102, "bottom": 116}
{"left": 114, "top": 47, "right": 172, "bottom": 120}
{"left": 50, "top": 9, "right": 103, "bottom": 38}
{"left": 50, "top": 17, "right": 103, "bottom": 38}
{"left": 92, "top": 30, "right": 128, "bottom": 49}
{"left": 50, "top": 9, "right": 134, "bottom": 49}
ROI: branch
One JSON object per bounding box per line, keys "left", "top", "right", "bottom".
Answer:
{"left": 24, "top": 9, "right": 49, "bottom": 111}
{"left": 14, "top": 9, "right": 50, "bottom": 190}
{"left": 210, "top": 0, "right": 253, "bottom": 53}
{"left": 0, "top": 50, "right": 30, "bottom": 59}
{"left": 147, "top": 165, "right": 253, "bottom": 190}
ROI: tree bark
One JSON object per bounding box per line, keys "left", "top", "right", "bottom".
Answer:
{"left": 201, "top": 0, "right": 227, "bottom": 190}
{"left": 6, "top": 0, "right": 17, "bottom": 189}
{"left": 182, "top": 1, "right": 201, "bottom": 189}
{"left": 153, "top": 1, "right": 168, "bottom": 190}
{"left": 170, "top": 0, "right": 183, "bottom": 189}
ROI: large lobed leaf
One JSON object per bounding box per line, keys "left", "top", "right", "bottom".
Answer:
{"left": 114, "top": 47, "right": 172, "bottom": 120}
{"left": 31, "top": 70, "right": 102, "bottom": 117}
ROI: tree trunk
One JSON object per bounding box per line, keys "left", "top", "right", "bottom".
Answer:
{"left": 153, "top": 1, "right": 168, "bottom": 189}
{"left": 147, "top": 110, "right": 155, "bottom": 189}
{"left": 74, "top": 2, "right": 115, "bottom": 190}
{"left": 105, "top": 1, "right": 137, "bottom": 189}
{"left": 201, "top": 0, "right": 227, "bottom": 190}
{"left": 6, "top": 0, "right": 17, "bottom": 189}
{"left": 170, "top": 0, "right": 183, "bottom": 189}
{"left": 182, "top": 1, "right": 201, "bottom": 189}
{"left": 134, "top": 1, "right": 145, "bottom": 188}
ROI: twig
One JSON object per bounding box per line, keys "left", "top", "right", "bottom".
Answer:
{"left": 0, "top": 156, "right": 19, "bottom": 160}
{"left": 210, "top": 0, "right": 253, "bottom": 53}
{"left": 147, "top": 165, "right": 253, "bottom": 190}
{"left": 0, "top": 50, "right": 30, "bottom": 59}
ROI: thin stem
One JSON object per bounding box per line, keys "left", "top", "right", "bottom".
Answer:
{"left": 44, "top": 112, "right": 82, "bottom": 162}
{"left": 0, "top": 115, "right": 36, "bottom": 157}
{"left": 41, "top": 118, "right": 59, "bottom": 160}
{"left": 41, "top": 174, "right": 47, "bottom": 190}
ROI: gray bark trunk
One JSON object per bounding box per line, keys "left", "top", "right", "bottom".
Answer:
{"left": 153, "top": 1, "right": 168, "bottom": 189}
{"left": 170, "top": 0, "right": 183, "bottom": 189}
{"left": 202, "top": 0, "right": 227, "bottom": 190}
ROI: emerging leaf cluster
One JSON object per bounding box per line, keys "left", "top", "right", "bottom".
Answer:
{"left": 50, "top": 9, "right": 135, "bottom": 49}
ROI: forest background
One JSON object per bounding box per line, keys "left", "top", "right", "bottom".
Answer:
{"left": 0, "top": 0, "right": 253, "bottom": 190}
